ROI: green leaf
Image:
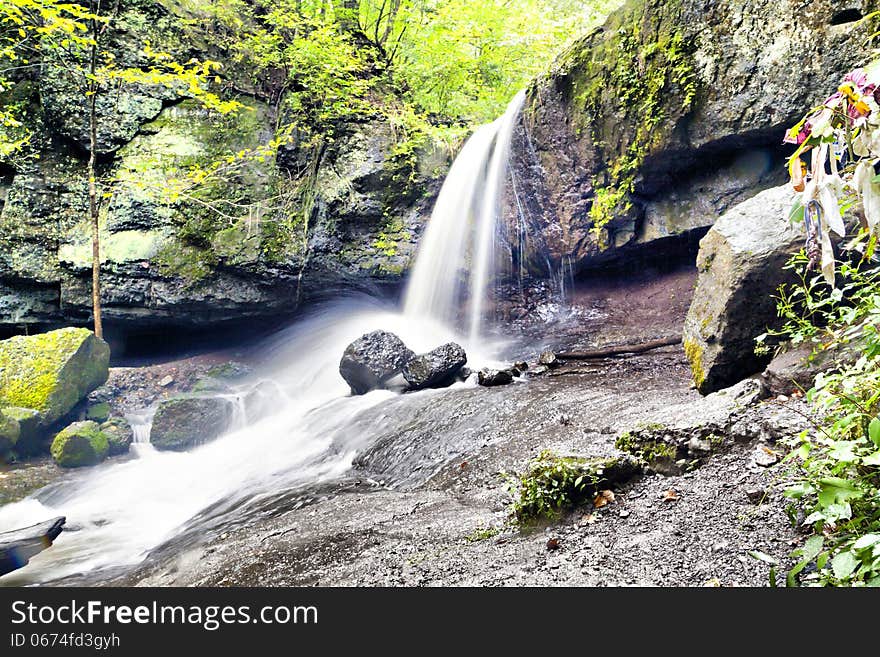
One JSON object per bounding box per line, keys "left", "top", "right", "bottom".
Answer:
{"left": 802, "top": 535, "right": 824, "bottom": 560}
{"left": 817, "top": 478, "right": 864, "bottom": 507}
{"left": 748, "top": 550, "right": 778, "bottom": 565}
{"left": 864, "top": 450, "right": 880, "bottom": 466}
{"left": 869, "top": 417, "right": 880, "bottom": 448}
{"left": 831, "top": 551, "right": 859, "bottom": 580}
{"left": 787, "top": 558, "right": 810, "bottom": 587}
{"left": 852, "top": 534, "right": 880, "bottom": 551}
{"left": 788, "top": 199, "right": 805, "bottom": 224}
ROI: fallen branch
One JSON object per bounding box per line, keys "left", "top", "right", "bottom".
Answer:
{"left": 558, "top": 335, "right": 682, "bottom": 360}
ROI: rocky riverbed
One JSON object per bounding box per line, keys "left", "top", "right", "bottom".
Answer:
{"left": 114, "top": 352, "right": 804, "bottom": 587}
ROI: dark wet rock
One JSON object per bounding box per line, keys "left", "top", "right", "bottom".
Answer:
{"left": 0, "top": 328, "right": 110, "bottom": 426}
{"left": 512, "top": 0, "right": 870, "bottom": 274}
{"left": 150, "top": 395, "right": 235, "bottom": 451}
{"left": 513, "top": 361, "right": 528, "bottom": 372}
{"left": 746, "top": 487, "right": 767, "bottom": 504}
{"left": 477, "top": 368, "right": 514, "bottom": 387}
{"left": 538, "top": 351, "right": 560, "bottom": 368}
{"left": 0, "top": 516, "right": 65, "bottom": 577}
{"left": 50, "top": 421, "right": 109, "bottom": 468}
{"left": 339, "top": 331, "right": 415, "bottom": 395}
{"left": 683, "top": 186, "right": 803, "bottom": 394}
{"left": 1, "top": 407, "right": 43, "bottom": 457}
{"left": 616, "top": 378, "right": 810, "bottom": 475}
{"left": 100, "top": 417, "right": 134, "bottom": 456}
{"left": 403, "top": 343, "right": 467, "bottom": 391}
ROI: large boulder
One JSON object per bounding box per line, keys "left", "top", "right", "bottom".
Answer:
{"left": 150, "top": 395, "right": 235, "bottom": 451}
{"left": 339, "top": 331, "right": 415, "bottom": 395}
{"left": 403, "top": 343, "right": 468, "bottom": 390}
{"left": 0, "top": 327, "right": 110, "bottom": 425}
{"left": 50, "top": 421, "right": 109, "bottom": 467}
{"left": 683, "top": 186, "right": 803, "bottom": 394}
{"left": 510, "top": 0, "right": 876, "bottom": 274}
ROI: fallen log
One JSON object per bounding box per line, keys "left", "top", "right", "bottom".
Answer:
{"left": 558, "top": 336, "right": 682, "bottom": 360}
{"left": 0, "top": 516, "right": 65, "bottom": 576}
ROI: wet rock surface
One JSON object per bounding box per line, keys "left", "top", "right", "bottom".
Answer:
{"left": 403, "top": 343, "right": 467, "bottom": 391}
{"left": 512, "top": 0, "right": 874, "bottom": 274}
{"left": 340, "top": 330, "right": 416, "bottom": 395}
{"left": 149, "top": 396, "right": 235, "bottom": 451}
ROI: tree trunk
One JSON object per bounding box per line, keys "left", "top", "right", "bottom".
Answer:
{"left": 557, "top": 336, "right": 682, "bottom": 360}
{"left": 337, "top": 0, "right": 360, "bottom": 32}
{"left": 88, "top": 2, "right": 103, "bottom": 339}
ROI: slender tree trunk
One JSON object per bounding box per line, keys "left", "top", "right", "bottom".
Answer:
{"left": 88, "top": 2, "right": 103, "bottom": 338}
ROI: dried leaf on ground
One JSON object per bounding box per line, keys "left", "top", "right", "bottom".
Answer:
{"left": 593, "top": 490, "right": 615, "bottom": 509}
{"left": 662, "top": 489, "right": 679, "bottom": 502}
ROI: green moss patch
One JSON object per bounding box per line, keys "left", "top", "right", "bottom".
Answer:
{"left": 50, "top": 421, "right": 109, "bottom": 467}
{"left": 0, "top": 328, "right": 110, "bottom": 425}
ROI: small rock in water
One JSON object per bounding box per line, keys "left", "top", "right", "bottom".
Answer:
{"left": 538, "top": 351, "right": 560, "bottom": 368}
{"left": 339, "top": 330, "right": 415, "bottom": 395}
{"left": 477, "top": 368, "right": 514, "bottom": 387}
{"left": 158, "top": 375, "right": 174, "bottom": 387}
{"left": 403, "top": 342, "right": 467, "bottom": 390}
{"left": 513, "top": 361, "right": 529, "bottom": 372}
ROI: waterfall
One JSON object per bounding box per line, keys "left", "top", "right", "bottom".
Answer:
{"left": 0, "top": 94, "right": 530, "bottom": 585}
{"left": 403, "top": 91, "right": 526, "bottom": 341}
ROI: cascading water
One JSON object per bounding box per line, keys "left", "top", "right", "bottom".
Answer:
{"left": 0, "top": 92, "right": 527, "bottom": 585}
{"left": 404, "top": 91, "right": 525, "bottom": 340}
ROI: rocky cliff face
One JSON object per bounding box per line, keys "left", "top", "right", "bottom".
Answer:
{"left": 0, "top": 0, "right": 447, "bottom": 336}
{"left": 508, "top": 0, "right": 877, "bottom": 277}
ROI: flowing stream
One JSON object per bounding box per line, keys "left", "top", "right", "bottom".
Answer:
{"left": 0, "top": 92, "right": 528, "bottom": 585}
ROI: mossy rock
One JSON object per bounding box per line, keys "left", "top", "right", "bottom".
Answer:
{"left": 100, "top": 417, "right": 134, "bottom": 456}
{"left": 50, "top": 421, "right": 109, "bottom": 467}
{"left": 149, "top": 395, "right": 234, "bottom": 451}
{"left": 2, "top": 407, "right": 45, "bottom": 457}
{"left": 0, "top": 409, "right": 21, "bottom": 455}
{"left": 0, "top": 327, "right": 111, "bottom": 425}
{"left": 86, "top": 402, "right": 111, "bottom": 423}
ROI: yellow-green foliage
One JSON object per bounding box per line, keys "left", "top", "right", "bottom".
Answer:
{"left": 0, "top": 327, "right": 109, "bottom": 422}
{"left": 684, "top": 337, "right": 705, "bottom": 389}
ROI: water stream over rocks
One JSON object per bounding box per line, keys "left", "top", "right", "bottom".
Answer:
{"left": 0, "top": 89, "right": 782, "bottom": 587}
